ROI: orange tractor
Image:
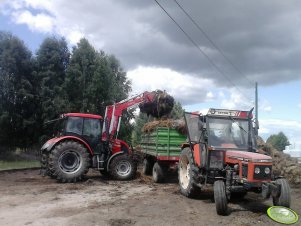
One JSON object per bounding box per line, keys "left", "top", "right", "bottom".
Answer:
{"left": 178, "top": 109, "right": 291, "bottom": 215}
{"left": 40, "top": 90, "right": 174, "bottom": 182}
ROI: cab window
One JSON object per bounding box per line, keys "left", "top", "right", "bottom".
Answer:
{"left": 83, "top": 118, "right": 101, "bottom": 137}
{"left": 66, "top": 117, "right": 83, "bottom": 135}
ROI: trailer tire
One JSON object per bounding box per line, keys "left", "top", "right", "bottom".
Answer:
{"left": 273, "top": 178, "right": 291, "bottom": 207}
{"left": 110, "top": 154, "right": 137, "bottom": 180}
{"left": 214, "top": 180, "right": 228, "bottom": 216}
{"left": 143, "top": 158, "right": 153, "bottom": 175}
{"left": 48, "top": 141, "right": 90, "bottom": 183}
{"left": 152, "top": 162, "right": 165, "bottom": 183}
{"left": 178, "top": 148, "right": 199, "bottom": 198}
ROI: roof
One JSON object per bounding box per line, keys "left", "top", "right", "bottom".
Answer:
{"left": 63, "top": 113, "right": 103, "bottom": 119}
{"left": 207, "top": 108, "right": 251, "bottom": 118}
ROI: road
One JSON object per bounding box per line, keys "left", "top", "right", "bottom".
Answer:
{"left": 0, "top": 169, "right": 300, "bottom": 226}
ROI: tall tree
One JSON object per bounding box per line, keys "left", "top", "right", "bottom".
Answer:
{"left": 266, "top": 132, "right": 290, "bottom": 152}
{"left": 170, "top": 101, "right": 185, "bottom": 119}
{"left": 0, "top": 31, "right": 37, "bottom": 149}
{"left": 64, "top": 38, "right": 131, "bottom": 115}
{"left": 36, "top": 37, "right": 70, "bottom": 122}
{"left": 64, "top": 38, "right": 132, "bottom": 140}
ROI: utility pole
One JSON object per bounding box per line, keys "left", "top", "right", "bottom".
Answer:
{"left": 255, "top": 82, "right": 258, "bottom": 120}
{"left": 255, "top": 82, "right": 259, "bottom": 134}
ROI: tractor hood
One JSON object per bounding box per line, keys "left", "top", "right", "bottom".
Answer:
{"left": 225, "top": 150, "right": 272, "bottom": 163}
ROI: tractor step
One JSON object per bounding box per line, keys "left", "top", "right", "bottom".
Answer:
{"left": 97, "top": 155, "right": 105, "bottom": 170}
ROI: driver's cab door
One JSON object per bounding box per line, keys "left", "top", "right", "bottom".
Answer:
{"left": 82, "top": 118, "right": 102, "bottom": 154}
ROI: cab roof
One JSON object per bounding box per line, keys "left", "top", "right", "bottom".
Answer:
{"left": 207, "top": 108, "right": 252, "bottom": 119}
{"left": 63, "top": 113, "right": 103, "bottom": 119}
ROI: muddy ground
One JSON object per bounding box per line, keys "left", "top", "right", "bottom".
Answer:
{"left": 0, "top": 168, "right": 300, "bottom": 226}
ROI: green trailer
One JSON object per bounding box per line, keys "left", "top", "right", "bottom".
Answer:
{"left": 140, "top": 127, "right": 186, "bottom": 182}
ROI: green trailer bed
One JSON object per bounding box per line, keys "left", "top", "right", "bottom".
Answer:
{"left": 140, "top": 127, "right": 186, "bottom": 161}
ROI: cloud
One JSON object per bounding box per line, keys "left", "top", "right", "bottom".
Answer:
{"left": 2, "top": 0, "right": 301, "bottom": 89}
{"left": 220, "top": 88, "right": 254, "bottom": 110}
{"left": 127, "top": 66, "right": 215, "bottom": 105}
{"left": 260, "top": 99, "right": 272, "bottom": 112}
{"left": 12, "top": 10, "right": 54, "bottom": 33}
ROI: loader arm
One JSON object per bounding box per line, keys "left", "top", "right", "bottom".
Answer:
{"left": 101, "top": 91, "right": 156, "bottom": 141}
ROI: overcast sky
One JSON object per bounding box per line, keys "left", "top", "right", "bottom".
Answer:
{"left": 1, "top": 0, "right": 301, "bottom": 148}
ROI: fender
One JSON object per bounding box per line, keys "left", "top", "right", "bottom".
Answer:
{"left": 106, "top": 151, "right": 125, "bottom": 171}
{"left": 41, "top": 136, "right": 93, "bottom": 155}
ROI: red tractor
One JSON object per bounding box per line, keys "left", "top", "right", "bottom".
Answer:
{"left": 40, "top": 91, "right": 174, "bottom": 182}
{"left": 178, "top": 108, "right": 291, "bottom": 215}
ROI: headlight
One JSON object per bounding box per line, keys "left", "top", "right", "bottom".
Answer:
{"left": 264, "top": 167, "right": 271, "bottom": 174}
{"left": 254, "top": 167, "right": 260, "bottom": 174}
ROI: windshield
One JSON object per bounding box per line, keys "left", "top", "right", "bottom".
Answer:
{"left": 208, "top": 117, "right": 249, "bottom": 149}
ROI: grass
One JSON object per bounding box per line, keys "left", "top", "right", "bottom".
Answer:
{"left": 0, "top": 160, "right": 40, "bottom": 171}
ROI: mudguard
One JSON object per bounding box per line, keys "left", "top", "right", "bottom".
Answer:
{"left": 40, "top": 136, "right": 93, "bottom": 155}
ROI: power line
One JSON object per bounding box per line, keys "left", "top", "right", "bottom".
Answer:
{"left": 173, "top": 0, "right": 254, "bottom": 87}
{"left": 153, "top": 0, "right": 253, "bottom": 102}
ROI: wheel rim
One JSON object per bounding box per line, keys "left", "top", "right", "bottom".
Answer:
{"left": 179, "top": 156, "right": 190, "bottom": 189}
{"left": 116, "top": 160, "right": 132, "bottom": 177}
{"left": 58, "top": 150, "right": 82, "bottom": 174}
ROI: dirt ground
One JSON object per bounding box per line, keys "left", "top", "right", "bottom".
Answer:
{"left": 0, "top": 168, "right": 300, "bottom": 226}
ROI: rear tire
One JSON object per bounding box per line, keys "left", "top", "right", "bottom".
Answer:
{"left": 214, "top": 180, "right": 228, "bottom": 216}
{"left": 178, "top": 148, "right": 199, "bottom": 198}
{"left": 273, "top": 178, "right": 291, "bottom": 207}
{"left": 48, "top": 141, "right": 90, "bottom": 183}
{"left": 110, "top": 154, "right": 137, "bottom": 180}
{"left": 152, "top": 162, "right": 165, "bottom": 183}
{"left": 143, "top": 158, "right": 153, "bottom": 175}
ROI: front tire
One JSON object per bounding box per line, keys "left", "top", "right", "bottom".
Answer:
{"left": 178, "top": 148, "right": 199, "bottom": 198}
{"left": 110, "top": 154, "right": 137, "bottom": 180}
{"left": 214, "top": 180, "right": 228, "bottom": 216}
{"left": 48, "top": 141, "right": 90, "bottom": 183}
{"left": 273, "top": 178, "right": 291, "bottom": 207}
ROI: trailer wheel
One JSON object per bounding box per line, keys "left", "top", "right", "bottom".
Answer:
{"left": 178, "top": 148, "right": 199, "bottom": 198}
{"left": 48, "top": 141, "right": 90, "bottom": 183}
{"left": 110, "top": 154, "right": 137, "bottom": 180}
{"left": 214, "top": 180, "right": 228, "bottom": 216}
{"left": 143, "top": 158, "right": 153, "bottom": 175}
{"left": 152, "top": 162, "right": 165, "bottom": 183}
{"left": 273, "top": 178, "right": 291, "bottom": 207}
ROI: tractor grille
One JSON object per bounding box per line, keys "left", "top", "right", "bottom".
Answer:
{"left": 253, "top": 165, "right": 272, "bottom": 180}
{"left": 242, "top": 164, "right": 248, "bottom": 178}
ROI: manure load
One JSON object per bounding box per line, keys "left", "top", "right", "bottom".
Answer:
{"left": 139, "top": 90, "right": 174, "bottom": 118}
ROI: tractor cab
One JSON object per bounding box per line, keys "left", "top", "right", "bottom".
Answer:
{"left": 52, "top": 113, "right": 104, "bottom": 154}
{"left": 184, "top": 108, "right": 256, "bottom": 152}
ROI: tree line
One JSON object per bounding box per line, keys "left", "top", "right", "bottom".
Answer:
{"left": 0, "top": 31, "right": 131, "bottom": 151}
